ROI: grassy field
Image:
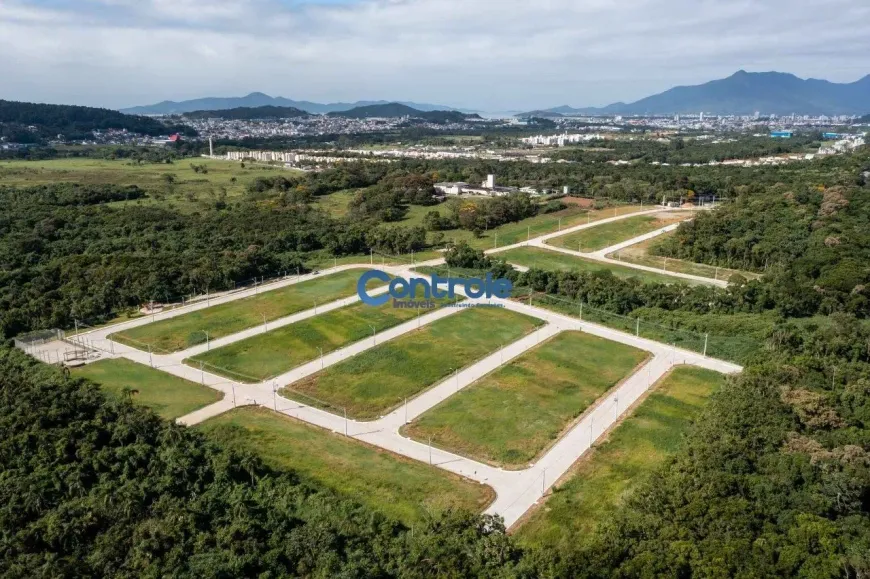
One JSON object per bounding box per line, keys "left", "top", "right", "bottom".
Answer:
{"left": 515, "top": 366, "right": 724, "bottom": 547}
{"left": 282, "top": 306, "right": 544, "bottom": 420}
{"left": 546, "top": 212, "right": 692, "bottom": 253}
{"left": 314, "top": 189, "right": 356, "bottom": 218}
{"left": 403, "top": 331, "right": 648, "bottom": 468}
{"left": 72, "top": 358, "right": 222, "bottom": 420}
{"left": 434, "top": 204, "right": 647, "bottom": 251}
{"left": 615, "top": 232, "right": 762, "bottom": 282}
{"left": 497, "top": 246, "right": 698, "bottom": 285}
{"left": 187, "top": 288, "right": 461, "bottom": 382}
{"left": 0, "top": 157, "right": 298, "bottom": 210}
{"left": 199, "top": 407, "right": 493, "bottom": 524}
{"left": 111, "top": 268, "right": 385, "bottom": 353}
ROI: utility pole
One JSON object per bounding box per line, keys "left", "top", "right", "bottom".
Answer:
{"left": 318, "top": 346, "right": 324, "bottom": 369}
{"left": 148, "top": 345, "right": 153, "bottom": 368}
{"left": 203, "top": 330, "right": 209, "bottom": 351}
{"left": 703, "top": 333, "right": 709, "bottom": 357}
{"left": 368, "top": 324, "right": 376, "bottom": 346}
{"left": 200, "top": 361, "right": 205, "bottom": 384}
{"left": 262, "top": 312, "right": 267, "bottom": 331}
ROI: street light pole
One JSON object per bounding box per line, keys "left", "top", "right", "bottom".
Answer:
{"left": 318, "top": 346, "right": 324, "bottom": 369}
{"left": 203, "top": 330, "right": 210, "bottom": 351}
{"left": 368, "top": 324, "right": 376, "bottom": 346}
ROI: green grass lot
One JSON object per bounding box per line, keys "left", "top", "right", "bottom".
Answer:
{"left": 616, "top": 232, "right": 762, "bottom": 282}
{"left": 435, "top": 204, "right": 647, "bottom": 251}
{"left": 546, "top": 212, "right": 692, "bottom": 253}
{"left": 403, "top": 331, "right": 648, "bottom": 468}
{"left": 498, "top": 246, "right": 700, "bottom": 285}
{"left": 515, "top": 366, "right": 724, "bottom": 548}
{"left": 314, "top": 189, "right": 356, "bottom": 218}
{"left": 199, "top": 407, "right": 493, "bottom": 524}
{"left": 521, "top": 293, "right": 761, "bottom": 364}
{"left": 187, "top": 288, "right": 462, "bottom": 383}
{"left": 72, "top": 358, "right": 222, "bottom": 420}
{"left": 282, "top": 306, "right": 544, "bottom": 420}
{"left": 0, "top": 157, "right": 299, "bottom": 210}
{"left": 111, "top": 268, "right": 385, "bottom": 353}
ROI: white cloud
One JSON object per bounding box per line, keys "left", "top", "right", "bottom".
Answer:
{"left": 0, "top": 0, "right": 867, "bottom": 110}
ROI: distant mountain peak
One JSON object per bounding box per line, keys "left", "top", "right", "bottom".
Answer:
{"left": 521, "top": 70, "right": 870, "bottom": 117}
{"left": 120, "top": 94, "right": 471, "bottom": 116}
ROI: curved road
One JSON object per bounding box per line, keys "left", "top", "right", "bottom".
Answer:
{"left": 65, "top": 205, "right": 739, "bottom": 528}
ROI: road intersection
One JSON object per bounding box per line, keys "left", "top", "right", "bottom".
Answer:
{"left": 66, "top": 204, "right": 740, "bottom": 528}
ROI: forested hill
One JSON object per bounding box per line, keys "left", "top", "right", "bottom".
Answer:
{"left": 0, "top": 100, "right": 193, "bottom": 143}
{"left": 328, "top": 102, "right": 479, "bottom": 123}
{"left": 0, "top": 347, "right": 520, "bottom": 576}
{"left": 183, "top": 105, "right": 309, "bottom": 120}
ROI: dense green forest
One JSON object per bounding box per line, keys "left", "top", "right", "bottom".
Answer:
{"left": 652, "top": 167, "right": 870, "bottom": 315}
{"left": 0, "top": 100, "right": 195, "bottom": 144}
{"left": 0, "top": 347, "right": 525, "bottom": 577}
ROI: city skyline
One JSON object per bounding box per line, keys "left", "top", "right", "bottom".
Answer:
{"left": 1, "top": 0, "right": 868, "bottom": 111}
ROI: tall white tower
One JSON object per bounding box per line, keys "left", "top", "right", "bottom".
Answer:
{"left": 209, "top": 137, "right": 214, "bottom": 157}
{"left": 486, "top": 174, "right": 495, "bottom": 189}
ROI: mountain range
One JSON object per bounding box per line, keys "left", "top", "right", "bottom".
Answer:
{"left": 521, "top": 71, "right": 870, "bottom": 117}
{"left": 327, "top": 103, "right": 480, "bottom": 123}
{"left": 121, "top": 92, "right": 473, "bottom": 116}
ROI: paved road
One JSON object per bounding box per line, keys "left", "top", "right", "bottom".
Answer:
{"left": 486, "top": 205, "right": 727, "bottom": 287}
{"left": 66, "top": 208, "right": 741, "bottom": 528}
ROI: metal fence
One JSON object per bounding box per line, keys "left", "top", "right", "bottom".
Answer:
{"left": 415, "top": 263, "right": 758, "bottom": 365}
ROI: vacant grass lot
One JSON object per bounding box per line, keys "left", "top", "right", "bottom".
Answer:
{"left": 437, "top": 204, "right": 647, "bottom": 251}
{"left": 0, "top": 157, "right": 298, "bottom": 210}
{"left": 188, "top": 288, "right": 461, "bottom": 382}
{"left": 616, "top": 232, "right": 762, "bottom": 282}
{"left": 200, "top": 407, "right": 494, "bottom": 524}
{"left": 111, "top": 268, "right": 384, "bottom": 353}
{"left": 546, "top": 212, "right": 692, "bottom": 253}
{"left": 498, "top": 246, "right": 696, "bottom": 285}
{"left": 404, "top": 331, "right": 648, "bottom": 468}
{"left": 515, "top": 366, "right": 724, "bottom": 548}
{"left": 73, "top": 358, "right": 222, "bottom": 420}
{"left": 283, "top": 306, "right": 544, "bottom": 420}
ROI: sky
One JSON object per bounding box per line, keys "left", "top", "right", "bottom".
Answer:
{"left": 1, "top": 0, "right": 869, "bottom": 112}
